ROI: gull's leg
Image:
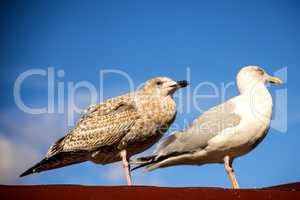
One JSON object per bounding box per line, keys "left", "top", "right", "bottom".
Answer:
{"left": 120, "top": 150, "right": 132, "bottom": 186}
{"left": 224, "top": 155, "right": 239, "bottom": 189}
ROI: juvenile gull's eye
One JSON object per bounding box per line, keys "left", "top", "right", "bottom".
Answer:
{"left": 156, "top": 81, "right": 163, "bottom": 86}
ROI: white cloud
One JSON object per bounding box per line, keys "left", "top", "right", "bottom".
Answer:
{"left": 0, "top": 108, "right": 68, "bottom": 184}
{"left": 104, "top": 163, "right": 124, "bottom": 182}
{"left": 103, "top": 162, "right": 164, "bottom": 186}
{"left": 0, "top": 135, "right": 41, "bottom": 184}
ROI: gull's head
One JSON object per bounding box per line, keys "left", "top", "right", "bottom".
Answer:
{"left": 143, "top": 77, "right": 189, "bottom": 96}
{"left": 237, "top": 66, "right": 283, "bottom": 93}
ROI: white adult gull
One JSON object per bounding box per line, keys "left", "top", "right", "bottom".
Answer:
{"left": 132, "top": 66, "right": 283, "bottom": 189}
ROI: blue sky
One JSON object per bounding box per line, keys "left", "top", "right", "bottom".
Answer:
{"left": 0, "top": 0, "right": 299, "bottom": 187}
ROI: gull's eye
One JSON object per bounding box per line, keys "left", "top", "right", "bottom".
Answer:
{"left": 255, "top": 68, "right": 264, "bottom": 75}
{"left": 156, "top": 81, "right": 163, "bottom": 86}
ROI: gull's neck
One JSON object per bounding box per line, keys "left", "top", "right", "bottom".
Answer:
{"left": 238, "top": 80, "right": 271, "bottom": 100}
{"left": 238, "top": 80, "right": 273, "bottom": 120}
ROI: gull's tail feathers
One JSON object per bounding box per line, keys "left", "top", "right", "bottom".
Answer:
{"left": 130, "top": 155, "right": 157, "bottom": 171}
{"left": 20, "top": 151, "right": 88, "bottom": 177}
{"left": 131, "top": 152, "right": 182, "bottom": 172}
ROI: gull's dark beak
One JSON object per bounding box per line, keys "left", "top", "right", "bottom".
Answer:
{"left": 176, "top": 80, "right": 189, "bottom": 88}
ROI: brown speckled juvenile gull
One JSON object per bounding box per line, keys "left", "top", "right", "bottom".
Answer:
{"left": 20, "top": 77, "right": 188, "bottom": 185}
{"left": 132, "top": 66, "right": 283, "bottom": 189}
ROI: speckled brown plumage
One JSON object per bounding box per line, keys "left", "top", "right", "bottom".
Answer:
{"left": 20, "top": 77, "right": 188, "bottom": 181}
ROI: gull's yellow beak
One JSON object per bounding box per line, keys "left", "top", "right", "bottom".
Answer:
{"left": 268, "top": 76, "right": 283, "bottom": 84}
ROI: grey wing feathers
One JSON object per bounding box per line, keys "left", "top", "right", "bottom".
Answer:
{"left": 154, "top": 101, "right": 241, "bottom": 158}
{"left": 47, "top": 96, "right": 139, "bottom": 157}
